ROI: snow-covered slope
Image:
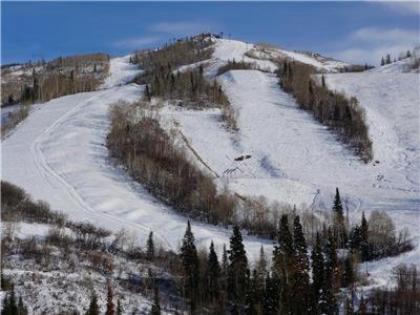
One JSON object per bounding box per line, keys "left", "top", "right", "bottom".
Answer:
{"left": 1, "top": 56, "right": 271, "bottom": 263}
{"left": 2, "top": 38, "right": 419, "bottom": 288}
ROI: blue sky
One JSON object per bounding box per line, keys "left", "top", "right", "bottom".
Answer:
{"left": 1, "top": 1, "right": 419, "bottom": 65}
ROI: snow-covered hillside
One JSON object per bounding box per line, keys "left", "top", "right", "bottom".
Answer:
{"left": 2, "top": 38, "right": 419, "bottom": 290}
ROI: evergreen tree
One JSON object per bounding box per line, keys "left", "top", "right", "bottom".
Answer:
{"left": 386, "top": 54, "right": 392, "bottom": 64}
{"left": 323, "top": 230, "right": 339, "bottom": 315}
{"left": 205, "top": 241, "right": 221, "bottom": 303}
{"left": 256, "top": 245, "right": 267, "bottom": 278}
{"left": 117, "top": 299, "right": 123, "bottom": 315}
{"left": 407, "top": 50, "right": 412, "bottom": 58}
{"left": 381, "top": 57, "right": 385, "bottom": 66}
{"left": 311, "top": 233, "right": 324, "bottom": 305}
{"left": 228, "top": 225, "right": 248, "bottom": 306}
{"left": 2, "top": 289, "right": 18, "bottom": 315}
{"left": 262, "top": 274, "right": 279, "bottom": 315}
{"left": 342, "top": 256, "right": 355, "bottom": 288}
{"left": 244, "top": 270, "right": 258, "bottom": 315}
{"left": 349, "top": 225, "right": 362, "bottom": 252}
{"left": 332, "top": 188, "right": 347, "bottom": 248}
{"left": 106, "top": 280, "right": 115, "bottom": 315}
{"left": 146, "top": 231, "right": 155, "bottom": 261}
{"left": 292, "top": 215, "right": 311, "bottom": 314}
{"left": 272, "top": 214, "right": 295, "bottom": 314}
{"left": 150, "top": 287, "right": 161, "bottom": 315}
{"left": 180, "top": 220, "right": 200, "bottom": 312}
{"left": 360, "top": 212, "right": 370, "bottom": 261}
{"left": 17, "top": 296, "right": 28, "bottom": 315}
{"left": 86, "top": 292, "right": 99, "bottom": 315}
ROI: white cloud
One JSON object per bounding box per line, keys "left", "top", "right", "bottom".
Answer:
{"left": 378, "top": 1, "right": 420, "bottom": 16}
{"left": 331, "top": 27, "right": 419, "bottom": 65}
{"left": 149, "top": 21, "right": 214, "bottom": 35}
{"left": 113, "top": 36, "right": 160, "bottom": 49}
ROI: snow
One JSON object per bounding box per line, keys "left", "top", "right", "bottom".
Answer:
{"left": 369, "top": 58, "right": 417, "bottom": 73}
{"left": 1, "top": 56, "right": 271, "bottom": 264}
{"left": 160, "top": 66, "right": 419, "bottom": 287}
{"left": 2, "top": 38, "right": 419, "bottom": 289}
{"left": 324, "top": 71, "right": 420, "bottom": 286}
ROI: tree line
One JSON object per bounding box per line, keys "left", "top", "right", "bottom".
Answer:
{"left": 277, "top": 60, "right": 373, "bottom": 162}
{"left": 1, "top": 53, "right": 109, "bottom": 106}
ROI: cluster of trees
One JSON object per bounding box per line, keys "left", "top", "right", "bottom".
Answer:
{"left": 173, "top": 189, "right": 412, "bottom": 314}
{"left": 1, "top": 53, "right": 109, "bottom": 106}
{"left": 278, "top": 61, "right": 373, "bottom": 162}
{"left": 131, "top": 35, "right": 237, "bottom": 130}
{"left": 1, "top": 289, "right": 28, "bottom": 315}
{"left": 338, "top": 64, "right": 374, "bottom": 73}
{"left": 366, "top": 264, "right": 420, "bottom": 314}
{"left": 217, "top": 59, "right": 256, "bottom": 76}
{"left": 106, "top": 105, "right": 238, "bottom": 225}
{"left": 380, "top": 50, "right": 412, "bottom": 66}
{"left": 131, "top": 35, "right": 213, "bottom": 74}
{"left": 1, "top": 180, "right": 65, "bottom": 225}
{"left": 176, "top": 217, "right": 353, "bottom": 314}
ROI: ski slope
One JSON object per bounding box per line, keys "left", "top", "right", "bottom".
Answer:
{"left": 157, "top": 39, "right": 419, "bottom": 287}
{"left": 2, "top": 39, "right": 419, "bottom": 288}
{"left": 1, "top": 56, "right": 270, "bottom": 263}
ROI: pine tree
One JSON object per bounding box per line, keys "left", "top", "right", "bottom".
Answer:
{"left": 256, "top": 245, "right": 267, "bottom": 278}
{"left": 86, "top": 292, "right": 99, "bottom": 315}
{"left": 146, "top": 231, "right": 155, "bottom": 261}
{"left": 311, "top": 233, "right": 324, "bottom": 307}
{"left": 332, "top": 188, "right": 347, "bottom": 248}
{"left": 407, "top": 50, "right": 412, "bottom": 58}
{"left": 262, "top": 274, "right": 279, "bottom": 315}
{"left": 342, "top": 256, "right": 355, "bottom": 288}
{"left": 117, "top": 299, "right": 123, "bottom": 315}
{"left": 323, "top": 229, "right": 339, "bottom": 315}
{"left": 150, "top": 287, "right": 161, "bottom": 315}
{"left": 360, "top": 212, "right": 370, "bottom": 261}
{"left": 349, "top": 225, "right": 362, "bottom": 252}
{"left": 244, "top": 269, "right": 258, "bottom": 315}
{"left": 228, "top": 225, "right": 248, "bottom": 306}
{"left": 2, "top": 289, "right": 18, "bottom": 315}
{"left": 272, "top": 214, "right": 295, "bottom": 314}
{"left": 17, "top": 295, "right": 28, "bottom": 315}
{"left": 106, "top": 280, "right": 115, "bottom": 315}
{"left": 292, "top": 215, "right": 311, "bottom": 314}
{"left": 205, "top": 241, "right": 221, "bottom": 303}
{"left": 180, "top": 220, "right": 200, "bottom": 312}
{"left": 386, "top": 54, "right": 391, "bottom": 64}
{"left": 381, "top": 57, "right": 385, "bottom": 66}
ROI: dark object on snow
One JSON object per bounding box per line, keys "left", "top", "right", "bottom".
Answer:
{"left": 234, "top": 155, "right": 251, "bottom": 161}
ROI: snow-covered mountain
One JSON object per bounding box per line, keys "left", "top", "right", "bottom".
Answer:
{"left": 2, "top": 36, "right": 419, "bottom": 303}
